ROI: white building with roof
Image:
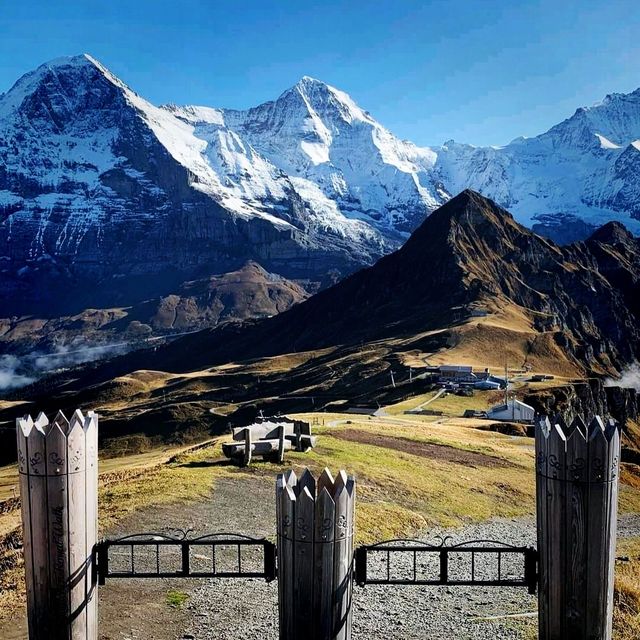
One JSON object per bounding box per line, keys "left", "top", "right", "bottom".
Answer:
{"left": 487, "top": 399, "right": 535, "bottom": 424}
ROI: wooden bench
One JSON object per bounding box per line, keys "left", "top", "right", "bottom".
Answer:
{"left": 222, "top": 419, "right": 316, "bottom": 466}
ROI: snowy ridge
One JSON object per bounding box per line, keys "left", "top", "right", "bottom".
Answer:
{"left": 2, "top": 52, "right": 640, "bottom": 299}
{"left": 434, "top": 89, "right": 640, "bottom": 236}
{"left": 217, "top": 76, "right": 447, "bottom": 232}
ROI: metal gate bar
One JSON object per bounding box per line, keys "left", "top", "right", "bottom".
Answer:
{"left": 96, "top": 532, "right": 277, "bottom": 584}
{"left": 355, "top": 539, "right": 537, "bottom": 594}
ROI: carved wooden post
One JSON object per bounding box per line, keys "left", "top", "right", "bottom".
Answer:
{"left": 535, "top": 415, "right": 620, "bottom": 640}
{"left": 16, "top": 410, "right": 98, "bottom": 640}
{"left": 276, "top": 468, "right": 355, "bottom": 640}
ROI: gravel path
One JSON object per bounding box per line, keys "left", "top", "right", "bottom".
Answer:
{"left": 182, "top": 517, "right": 541, "bottom": 640}
{"left": 178, "top": 483, "right": 640, "bottom": 640}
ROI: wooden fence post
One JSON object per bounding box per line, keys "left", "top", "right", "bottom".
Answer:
{"left": 535, "top": 415, "right": 621, "bottom": 640}
{"left": 276, "top": 468, "right": 355, "bottom": 640}
{"left": 16, "top": 409, "right": 99, "bottom": 640}
{"left": 277, "top": 425, "right": 286, "bottom": 464}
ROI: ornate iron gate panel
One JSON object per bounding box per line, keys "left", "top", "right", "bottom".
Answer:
{"left": 96, "top": 532, "right": 276, "bottom": 584}
{"left": 354, "top": 538, "right": 537, "bottom": 594}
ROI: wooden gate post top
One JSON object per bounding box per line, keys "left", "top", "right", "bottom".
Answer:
{"left": 534, "top": 415, "right": 621, "bottom": 483}
{"left": 276, "top": 468, "right": 356, "bottom": 640}
{"left": 276, "top": 468, "right": 356, "bottom": 513}
{"left": 17, "top": 410, "right": 98, "bottom": 472}
{"left": 535, "top": 414, "right": 621, "bottom": 640}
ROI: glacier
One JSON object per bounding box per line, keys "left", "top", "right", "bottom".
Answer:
{"left": 433, "top": 90, "right": 640, "bottom": 238}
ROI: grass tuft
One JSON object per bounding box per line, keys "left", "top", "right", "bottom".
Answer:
{"left": 615, "top": 538, "right": 640, "bottom": 639}
{"left": 166, "top": 589, "right": 189, "bottom": 609}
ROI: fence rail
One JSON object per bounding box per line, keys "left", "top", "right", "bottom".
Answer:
{"left": 96, "top": 532, "right": 276, "bottom": 584}
{"left": 354, "top": 539, "right": 538, "bottom": 594}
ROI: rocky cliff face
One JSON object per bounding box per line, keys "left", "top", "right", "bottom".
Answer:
{"left": 524, "top": 378, "right": 639, "bottom": 426}
{"left": 0, "top": 56, "right": 449, "bottom": 315}
{"left": 217, "top": 76, "right": 448, "bottom": 233}
{"left": 524, "top": 379, "right": 640, "bottom": 465}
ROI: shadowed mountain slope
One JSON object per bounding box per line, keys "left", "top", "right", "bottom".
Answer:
{"left": 2, "top": 190, "right": 640, "bottom": 458}
{"left": 13, "top": 190, "right": 640, "bottom": 399}
{"left": 0, "top": 261, "right": 308, "bottom": 360}
{"left": 132, "top": 190, "right": 640, "bottom": 370}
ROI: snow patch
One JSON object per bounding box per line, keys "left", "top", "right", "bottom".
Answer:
{"left": 596, "top": 134, "right": 621, "bottom": 149}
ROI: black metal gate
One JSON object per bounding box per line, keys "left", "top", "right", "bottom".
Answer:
{"left": 354, "top": 538, "right": 537, "bottom": 594}
{"left": 96, "top": 532, "right": 276, "bottom": 584}
{"left": 96, "top": 532, "right": 537, "bottom": 595}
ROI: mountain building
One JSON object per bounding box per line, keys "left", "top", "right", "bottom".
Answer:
{"left": 487, "top": 399, "right": 536, "bottom": 424}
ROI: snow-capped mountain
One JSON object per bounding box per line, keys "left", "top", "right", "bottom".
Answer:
{"left": 0, "top": 55, "right": 449, "bottom": 313}
{"left": 162, "top": 75, "right": 449, "bottom": 235}
{"left": 2, "top": 53, "right": 640, "bottom": 316}
{"left": 434, "top": 90, "right": 640, "bottom": 241}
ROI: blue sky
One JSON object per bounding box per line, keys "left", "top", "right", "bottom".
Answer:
{"left": 0, "top": 0, "right": 638, "bottom": 146}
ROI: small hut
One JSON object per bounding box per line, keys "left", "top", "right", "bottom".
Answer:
{"left": 487, "top": 398, "right": 535, "bottom": 423}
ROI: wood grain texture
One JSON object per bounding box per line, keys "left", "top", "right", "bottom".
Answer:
{"left": 535, "top": 416, "right": 621, "bottom": 640}
{"left": 68, "top": 411, "right": 87, "bottom": 639}
{"left": 84, "top": 412, "right": 99, "bottom": 640}
{"left": 314, "top": 488, "right": 335, "bottom": 638}
{"left": 276, "top": 477, "right": 296, "bottom": 640}
{"left": 16, "top": 410, "right": 99, "bottom": 640}
{"left": 276, "top": 469, "right": 355, "bottom": 640}
{"left": 294, "top": 485, "right": 315, "bottom": 637}
{"left": 243, "top": 427, "right": 252, "bottom": 467}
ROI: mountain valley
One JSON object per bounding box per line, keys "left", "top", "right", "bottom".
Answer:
{"left": 2, "top": 190, "right": 639, "bottom": 459}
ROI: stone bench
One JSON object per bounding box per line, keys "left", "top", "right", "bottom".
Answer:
{"left": 223, "top": 419, "right": 316, "bottom": 466}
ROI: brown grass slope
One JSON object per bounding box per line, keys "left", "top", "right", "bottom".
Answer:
{"left": 0, "top": 261, "right": 308, "bottom": 356}
{"left": 3, "top": 190, "right": 640, "bottom": 453}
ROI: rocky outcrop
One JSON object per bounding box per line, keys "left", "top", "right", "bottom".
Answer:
{"left": 524, "top": 379, "right": 640, "bottom": 464}
{"left": 0, "top": 262, "right": 308, "bottom": 387}
{"left": 524, "top": 378, "right": 639, "bottom": 426}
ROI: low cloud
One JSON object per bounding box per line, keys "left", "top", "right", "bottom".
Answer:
{"left": 605, "top": 363, "right": 640, "bottom": 391}
{"left": 0, "top": 355, "right": 35, "bottom": 390}
{"left": 30, "top": 342, "right": 129, "bottom": 371}
{"left": 0, "top": 342, "right": 129, "bottom": 392}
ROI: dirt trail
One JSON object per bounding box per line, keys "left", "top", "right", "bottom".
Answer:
{"left": 332, "top": 429, "right": 514, "bottom": 468}
{"left": 0, "top": 474, "right": 275, "bottom": 640}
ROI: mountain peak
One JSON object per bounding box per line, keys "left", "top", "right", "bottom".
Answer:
{"left": 43, "top": 53, "right": 96, "bottom": 68}
{"left": 401, "top": 190, "right": 528, "bottom": 279}
{"left": 281, "top": 75, "right": 372, "bottom": 125}
{"left": 296, "top": 75, "right": 326, "bottom": 87}
{"left": 0, "top": 53, "right": 128, "bottom": 119}
{"left": 424, "top": 189, "right": 516, "bottom": 230}
{"left": 588, "top": 221, "right": 635, "bottom": 246}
